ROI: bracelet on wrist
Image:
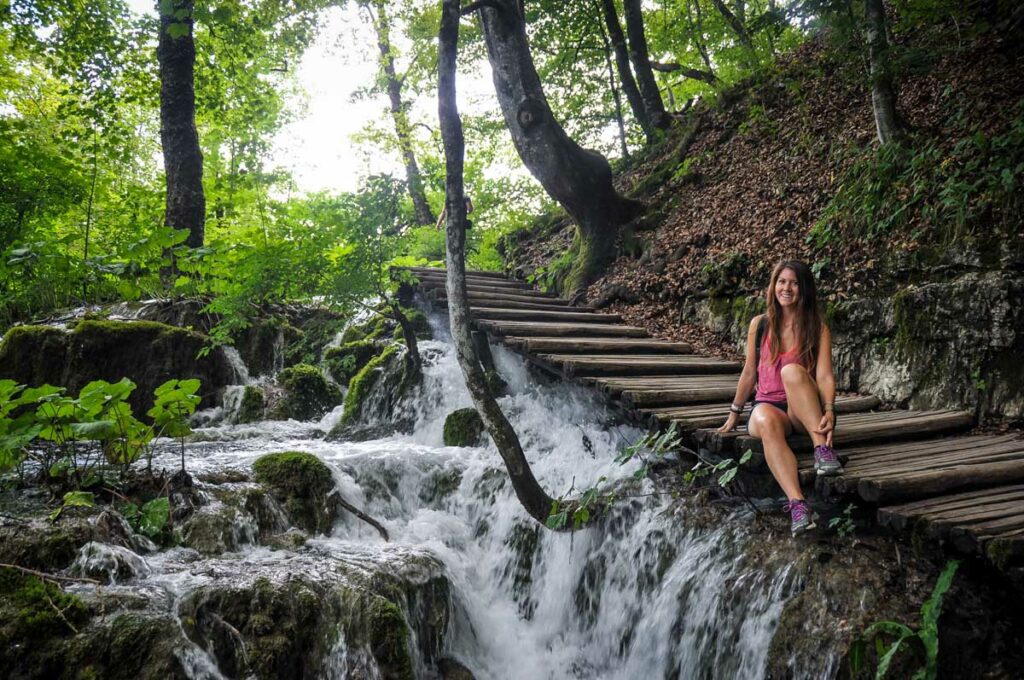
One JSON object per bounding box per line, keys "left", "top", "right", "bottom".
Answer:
{"left": 729, "top": 403, "right": 744, "bottom": 415}
{"left": 823, "top": 403, "right": 835, "bottom": 412}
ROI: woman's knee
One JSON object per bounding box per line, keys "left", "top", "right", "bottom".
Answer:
{"left": 750, "top": 409, "right": 788, "bottom": 441}
{"left": 780, "top": 363, "right": 810, "bottom": 386}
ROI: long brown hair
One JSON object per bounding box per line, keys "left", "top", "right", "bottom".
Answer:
{"left": 763, "top": 260, "right": 823, "bottom": 368}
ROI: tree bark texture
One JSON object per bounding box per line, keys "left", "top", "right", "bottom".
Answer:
{"left": 157, "top": 0, "right": 205, "bottom": 249}
{"left": 369, "top": 1, "right": 435, "bottom": 226}
{"left": 596, "top": 9, "right": 630, "bottom": 158}
{"left": 865, "top": 0, "right": 904, "bottom": 145}
{"left": 439, "top": 0, "right": 556, "bottom": 526}
{"left": 474, "top": 0, "right": 641, "bottom": 292}
{"left": 598, "top": 0, "right": 654, "bottom": 142}
{"left": 621, "top": 0, "right": 670, "bottom": 129}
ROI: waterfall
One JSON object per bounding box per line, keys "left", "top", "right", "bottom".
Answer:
{"left": 221, "top": 346, "right": 252, "bottom": 385}
{"left": 137, "top": 313, "right": 833, "bottom": 679}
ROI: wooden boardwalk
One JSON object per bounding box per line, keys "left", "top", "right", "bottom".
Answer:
{"left": 407, "top": 267, "right": 1024, "bottom": 573}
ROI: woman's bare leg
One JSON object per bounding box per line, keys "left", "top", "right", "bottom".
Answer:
{"left": 748, "top": 405, "right": 803, "bottom": 500}
{"left": 780, "top": 364, "right": 827, "bottom": 447}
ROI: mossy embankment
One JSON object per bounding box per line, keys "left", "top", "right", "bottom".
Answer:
{"left": 502, "top": 16, "right": 1024, "bottom": 420}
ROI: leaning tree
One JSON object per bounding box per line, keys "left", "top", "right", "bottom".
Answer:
{"left": 467, "top": 0, "right": 642, "bottom": 293}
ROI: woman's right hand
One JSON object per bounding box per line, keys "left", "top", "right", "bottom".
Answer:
{"left": 717, "top": 412, "right": 739, "bottom": 433}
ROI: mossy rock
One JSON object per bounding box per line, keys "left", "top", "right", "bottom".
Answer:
{"left": 0, "top": 320, "right": 232, "bottom": 414}
{"left": 391, "top": 308, "right": 433, "bottom": 343}
{"left": 252, "top": 452, "right": 337, "bottom": 534}
{"left": 237, "top": 385, "right": 265, "bottom": 424}
{"left": 0, "top": 568, "right": 88, "bottom": 640}
{"left": 324, "top": 340, "right": 381, "bottom": 386}
{"left": 270, "top": 364, "right": 341, "bottom": 421}
{"left": 340, "top": 344, "right": 402, "bottom": 426}
{"left": 443, "top": 408, "right": 485, "bottom": 447}
{"left": 366, "top": 596, "right": 415, "bottom": 680}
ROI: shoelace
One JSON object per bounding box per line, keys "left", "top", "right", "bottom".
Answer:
{"left": 815, "top": 445, "right": 837, "bottom": 463}
{"left": 783, "top": 500, "right": 809, "bottom": 522}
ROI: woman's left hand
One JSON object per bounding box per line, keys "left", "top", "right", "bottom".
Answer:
{"left": 813, "top": 411, "right": 835, "bottom": 447}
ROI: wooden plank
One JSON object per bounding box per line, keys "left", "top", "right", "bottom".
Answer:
{"left": 536, "top": 354, "right": 741, "bottom": 378}
{"left": 430, "top": 290, "right": 577, "bottom": 306}
{"left": 642, "top": 394, "right": 880, "bottom": 429}
{"left": 476, "top": 320, "right": 650, "bottom": 338}
{"left": 950, "top": 515, "right": 1024, "bottom": 554}
{"left": 470, "top": 308, "right": 621, "bottom": 323}
{"left": 845, "top": 446, "right": 1024, "bottom": 481}
{"left": 878, "top": 483, "right": 1024, "bottom": 530}
{"left": 621, "top": 385, "right": 737, "bottom": 407}
{"left": 401, "top": 266, "right": 509, "bottom": 280}
{"left": 840, "top": 434, "right": 1021, "bottom": 467}
{"left": 506, "top": 337, "right": 693, "bottom": 355}
{"left": 418, "top": 280, "right": 556, "bottom": 298}
{"left": 407, "top": 270, "right": 526, "bottom": 286}
{"left": 696, "top": 409, "right": 973, "bottom": 456}
{"left": 858, "top": 458, "right": 1024, "bottom": 504}
{"left": 434, "top": 296, "right": 577, "bottom": 312}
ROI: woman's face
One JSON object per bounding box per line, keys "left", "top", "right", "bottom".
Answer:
{"left": 774, "top": 267, "right": 800, "bottom": 308}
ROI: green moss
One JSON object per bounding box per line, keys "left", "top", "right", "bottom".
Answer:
{"left": 390, "top": 308, "right": 432, "bottom": 343}
{"left": 443, "top": 408, "right": 485, "bottom": 447}
{"left": 366, "top": 596, "right": 414, "bottom": 680}
{"left": 0, "top": 325, "right": 69, "bottom": 386}
{"left": 237, "top": 386, "right": 265, "bottom": 424}
{"left": 252, "top": 452, "right": 336, "bottom": 533}
{"left": 0, "top": 567, "right": 88, "bottom": 639}
{"left": 341, "top": 344, "right": 401, "bottom": 424}
{"left": 273, "top": 363, "right": 342, "bottom": 421}
{"left": 324, "top": 340, "right": 380, "bottom": 386}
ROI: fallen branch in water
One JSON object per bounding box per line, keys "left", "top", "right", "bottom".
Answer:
{"left": 0, "top": 562, "right": 101, "bottom": 585}
{"left": 332, "top": 494, "right": 390, "bottom": 541}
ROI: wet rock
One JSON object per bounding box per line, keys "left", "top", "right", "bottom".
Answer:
{"left": 69, "top": 542, "right": 151, "bottom": 584}
{"left": 438, "top": 657, "right": 476, "bottom": 680}
{"left": 329, "top": 343, "right": 418, "bottom": 440}
{"left": 443, "top": 408, "right": 485, "bottom": 447}
{"left": 0, "top": 320, "right": 233, "bottom": 412}
{"left": 324, "top": 339, "right": 382, "bottom": 386}
{"left": 268, "top": 364, "right": 342, "bottom": 421}
{"left": 252, "top": 452, "right": 338, "bottom": 534}
{"left": 237, "top": 385, "right": 266, "bottom": 424}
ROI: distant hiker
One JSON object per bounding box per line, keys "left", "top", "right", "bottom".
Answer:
{"left": 717, "top": 259, "right": 841, "bottom": 536}
{"left": 436, "top": 195, "right": 474, "bottom": 230}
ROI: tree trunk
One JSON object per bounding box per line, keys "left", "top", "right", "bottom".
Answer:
{"left": 709, "top": 0, "right": 756, "bottom": 59}
{"left": 598, "top": 0, "right": 654, "bottom": 143}
{"left": 472, "top": 0, "right": 642, "bottom": 292}
{"left": 157, "top": 0, "right": 205, "bottom": 249}
{"left": 389, "top": 302, "right": 423, "bottom": 381}
{"left": 621, "top": 0, "right": 670, "bottom": 129}
{"left": 596, "top": 10, "right": 630, "bottom": 159}
{"left": 368, "top": 1, "right": 435, "bottom": 226}
{"left": 865, "top": 0, "right": 905, "bottom": 145}
{"left": 688, "top": 0, "right": 717, "bottom": 76}
{"left": 438, "top": 0, "right": 556, "bottom": 525}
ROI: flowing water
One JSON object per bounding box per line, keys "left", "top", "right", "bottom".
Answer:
{"left": 76, "top": 314, "right": 825, "bottom": 679}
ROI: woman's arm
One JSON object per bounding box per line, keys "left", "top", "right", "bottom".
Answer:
{"left": 814, "top": 324, "right": 837, "bottom": 445}
{"left": 717, "top": 315, "right": 761, "bottom": 433}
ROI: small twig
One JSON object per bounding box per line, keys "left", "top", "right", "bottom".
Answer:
{"left": 44, "top": 589, "right": 80, "bottom": 634}
{"left": 0, "top": 563, "right": 101, "bottom": 585}
{"left": 332, "top": 493, "right": 390, "bottom": 541}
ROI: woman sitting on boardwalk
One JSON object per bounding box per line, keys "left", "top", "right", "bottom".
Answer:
{"left": 718, "top": 259, "right": 842, "bottom": 536}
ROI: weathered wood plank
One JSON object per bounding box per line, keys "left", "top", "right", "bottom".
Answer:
{"left": 642, "top": 394, "right": 880, "bottom": 429}
{"left": 419, "top": 280, "right": 557, "bottom": 298}
{"left": 535, "top": 354, "right": 741, "bottom": 378}
{"left": 434, "top": 296, "right": 577, "bottom": 312}
{"left": 470, "top": 308, "right": 622, "bottom": 323}
{"left": 410, "top": 271, "right": 532, "bottom": 288}
{"left": 401, "top": 266, "right": 508, "bottom": 280}
{"left": 858, "top": 458, "right": 1024, "bottom": 504}
{"left": 839, "top": 434, "right": 1021, "bottom": 467}
{"left": 476, "top": 320, "right": 650, "bottom": 338}
{"left": 844, "top": 446, "right": 1024, "bottom": 481}
{"left": 877, "top": 482, "right": 1024, "bottom": 531}
{"left": 505, "top": 336, "right": 693, "bottom": 355}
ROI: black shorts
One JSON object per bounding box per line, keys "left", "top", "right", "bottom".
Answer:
{"left": 753, "top": 400, "right": 788, "bottom": 413}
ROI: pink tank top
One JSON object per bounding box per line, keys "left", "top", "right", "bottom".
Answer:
{"left": 754, "top": 331, "right": 808, "bottom": 403}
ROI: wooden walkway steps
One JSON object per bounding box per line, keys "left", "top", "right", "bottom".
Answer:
{"left": 404, "top": 268, "right": 1024, "bottom": 574}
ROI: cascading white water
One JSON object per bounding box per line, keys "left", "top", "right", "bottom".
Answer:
{"left": 132, "top": 313, "right": 825, "bottom": 680}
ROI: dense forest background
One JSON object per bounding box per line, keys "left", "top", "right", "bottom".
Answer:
{"left": 1, "top": 0, "right": 1021, "bottom": 345}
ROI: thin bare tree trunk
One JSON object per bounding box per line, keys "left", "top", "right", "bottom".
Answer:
{"left": 710, "top": 0, "right": 756, "bottom": 62}
{"left": 865, "top": 0, "right": 905, "bottom": 145}
{"left": 439, "top": 0, "right": 556, "bottom": 525}
{"left": 622, "top": 0, "right": 670, "bottom": 128}
{"left": 598, "top": 0, "right": 654, "bottom": 142}
{"left": 157, "top": 0, "right": 205, "bottom": 249}
{"left": 596, "top": 10, "right": 630, "bottom": 159}
{"left": 367, "top": 0, "right": 435, "bottom": 225}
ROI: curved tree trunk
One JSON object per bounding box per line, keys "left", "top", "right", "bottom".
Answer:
{"left": 598, "top": 0, "right": 654, "bottom": 143}
{"left": 157, "top": 0, "right": 205, "bottom": 249}
{"left": 438, "top": 0, "right": 556, "bottom": 525}
{"left": 368, "top": 0, "right": 435, "bottom": 226}
{"left": 865, "top": 0, "right": 905, "bottom": 145}
{"left": 473, "top": 0, "right": 641, "bottom": 292}
{"left": 621, "top": 0, "right": 670, "bottom": 129}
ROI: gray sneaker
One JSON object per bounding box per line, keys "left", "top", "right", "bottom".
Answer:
{"left": 814, "top": 444, "right": 843, "bottom": 476}
{"left": 785, "top": 500, "right": 816, "bottom": 537}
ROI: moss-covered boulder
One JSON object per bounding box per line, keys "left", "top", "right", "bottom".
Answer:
{"left": 323, "top": 339, "right": 381, "bottom": 386}
{"left": 391, "top": 308, "right": 433, "bottom": 343}
{"left": 267, "top": 364, "right": 341, "bottom": 421}
{"left": 252, "top": 452, "right": 337, "bottom": 534}
{"left": 328, "top": 343, "right": 419, "bottom": 441}
{"left": 237, "top": 385, "right": 265, "bottom": 424}
{"left": 0, "top": 320, "right": 233, "bottom": 413}
{"left": 443, "top": 408, "right": 486, "bottom": 447}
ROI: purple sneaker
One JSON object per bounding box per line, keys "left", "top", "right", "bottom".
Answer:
{"left": 784, "top": 499, "right": 816, "bottom": 536}
{"left": 814, "top": 444, "right": 843, "bottom": 476}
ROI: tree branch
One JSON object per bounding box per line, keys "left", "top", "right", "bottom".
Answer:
{"left": 460, "top": 0, "right": 499, "bottom": 14}
{"left": 649, "top": 61, "right": 717, "bottom": 83}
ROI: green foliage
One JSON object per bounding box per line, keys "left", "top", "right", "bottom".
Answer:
{"left": 342, "top": 344, "right": 401, "bottom": 425}
{"left": 273, "top": 364, "right": 341, "bottom": 421}
{"left": 811, "top": 104, "right": 1024, "bottom": 249}
{"left": 442, "top": 408, "right": 484, "bottom": 447}
{"left": 48, "top": 491, "right": 96, "bottom": 522}
{"left": 0, "top": 377, "right": 201, "bottom": 484}
{"left": 684, "top": 449, "right": 754, "bottom": 488}
{"left": 0, "top": 568, "right": 89, "bottom": 637}
{"left": 120, "top": 497, "right": 171, "bottom": 539}
{"left": 851, "top": 560, "right": 960, "bottom": 680}
{"left": 828, "top": 502, "right": 857, "bottom": 539}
